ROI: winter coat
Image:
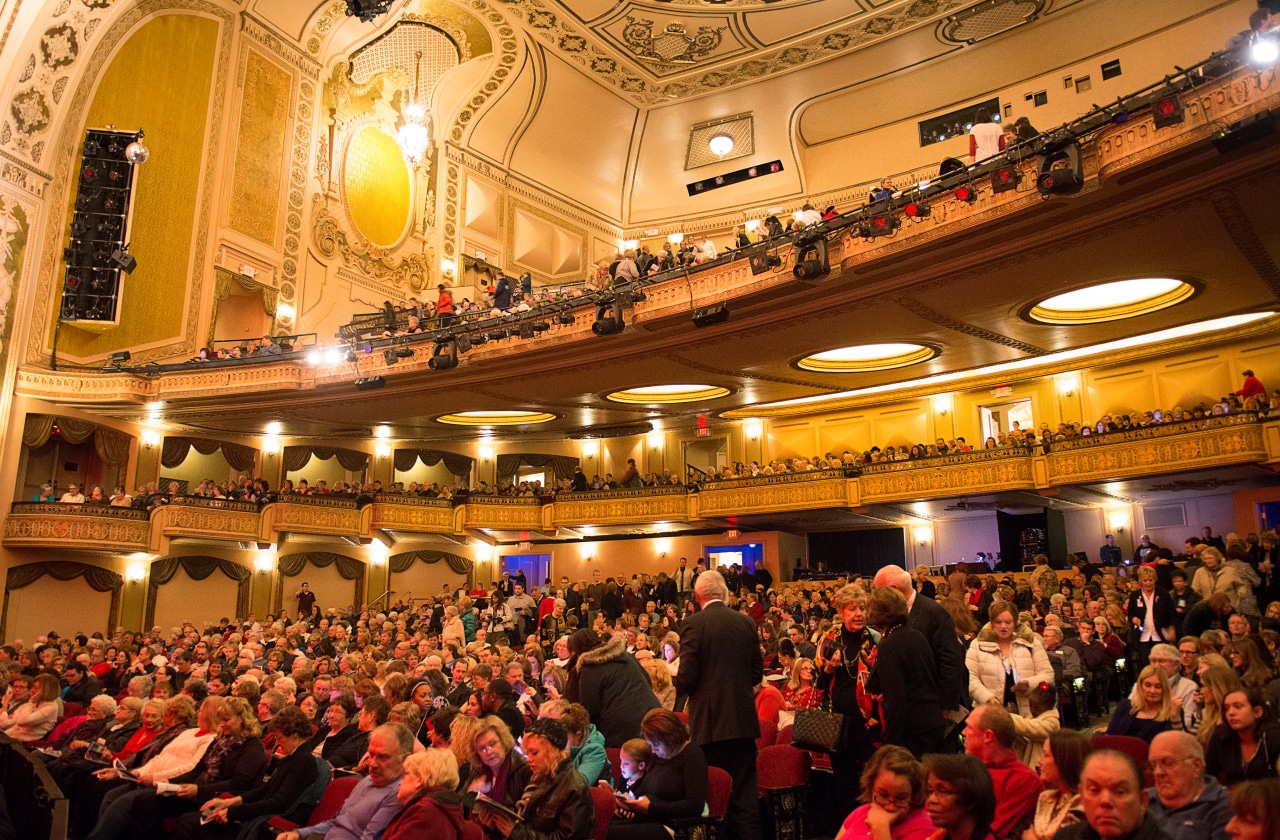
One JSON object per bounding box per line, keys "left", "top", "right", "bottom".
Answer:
{"left": 966, "top": 623, "right": 1055, "bottom": 717}
{"left": 1191, "top": 564, "right": 1249, "bottom": 612}
{"left": 571, "top": 636, "right": 659, "bottom": 747}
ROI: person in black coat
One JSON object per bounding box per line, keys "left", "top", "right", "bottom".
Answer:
{"left": 307, "top": 695, "right": 366, "bottom": 767}
{"left": 866, "top": 588, "right": 944, "bottom": 757}
{"left": 674, "top": 571, "right": 763, "bottom": 840}
{"left": 566, "top": 630, "right": 658, "bottom": 748}
{"left": 493, "top": 275, "right": 512, "bottom": 310}
{"left": 874, "top": 566, "right": 967, "bottom": 718}
{"left": 1125, "top": 567, "right": 1178, "bottom": 666}
{"left": 62, "top": 661, "right": 102, "bottom": 707}
{"left": 173, "top": 706, "right": 321, "bottom": 839}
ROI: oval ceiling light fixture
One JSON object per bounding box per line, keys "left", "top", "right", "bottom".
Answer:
{"left": 436, "top": 410, "right": 556, "bottom": 426}
{"left": 606, "top": 384, "right": 731, "bottom": 405}
{"left": 708, "top": 134, "right": 734, "bottom": 156}
{"left": 1028, "top": 278, "right": 1195, "bottom": 325}
{"left": 797, "top": 343, "right": 937, "bottom": 373}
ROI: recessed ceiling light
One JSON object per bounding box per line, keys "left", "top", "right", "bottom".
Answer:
{"left": 1028, "top": 278, "right": 1194, "bottom": 325}
{"left": 709, "top": 134, "right": 734, "bottom": 156}
{"left": 436, "top": 411, "right": 556, "bottom": 426}
{"left": 606, "top": 384, "right": 731, "bottom": 404}
{"left": 797, "top": 343, "right": 937, "bottom": 373}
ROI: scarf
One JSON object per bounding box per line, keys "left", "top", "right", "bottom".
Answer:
{"left": 198, "top": 733, "right": 246, "bottom": 784}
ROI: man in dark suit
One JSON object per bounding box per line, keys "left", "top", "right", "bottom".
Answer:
{"left": 873, "top": 566, "right": 967, "bottom": 721}
{"left": 675, "top": 570, "right": 763, "bottom": 840}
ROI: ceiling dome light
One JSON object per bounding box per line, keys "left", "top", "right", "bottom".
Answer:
{"left": 607, "top": 384, "right": 731, "bottom": 405}
{"left": 1028, "top": 278, "right": 1195, "bottom": 325}
{"left": 437, "top": 411, "right": 556, "bottom": 426}
{"left": 797, "top": 343, "right": 937, "bottom": 373}
{"left": 708, "top": 134, "right": 734, "bottom": 156}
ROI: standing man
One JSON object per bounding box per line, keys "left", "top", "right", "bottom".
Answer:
{"left": 506, "top": 582, "right": 538, "bottom": 640}
{"left": 672, "top": 557, "right": 694, "bottom": 602}
{"left": 675, "top": 571, "right": 763, "bottom": 840}
{"left": 1100, "top": 535, "right": 1123, "bottom": 566}
{"left": 585, "top": 569, "right": 607, "bottom": 623}
{"left": 295, "top": 582, "right": 316, "bottom": 620}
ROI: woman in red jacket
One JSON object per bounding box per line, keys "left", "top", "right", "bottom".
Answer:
{"left": 384, "top": 749, "right": 466, "bottom": 840}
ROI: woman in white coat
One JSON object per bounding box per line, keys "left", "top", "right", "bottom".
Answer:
{"left": 966, "top": 601, "right": 1055, "bottom": 718}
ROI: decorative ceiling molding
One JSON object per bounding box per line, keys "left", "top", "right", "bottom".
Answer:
{"left": 894, "top": 293, "right": 1050, "bottom": 356}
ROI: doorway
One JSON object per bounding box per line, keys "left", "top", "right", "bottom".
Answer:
{"left": 981, "top": 398, "right": 1033, "bottom": 444}
{"left": 704, "top": 542, "right": 763, "bottom": 571}
{"left": 683, "top": 437, "right": 728, "bottom": 481}
{"left": 501, "top": 554, "right": 551, "bottom": 590}
{"left": 1259, "top": 501, "right": 1280, "bottom": 532}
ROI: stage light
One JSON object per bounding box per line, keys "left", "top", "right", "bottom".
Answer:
{"left": 990, "top": 166, "right": 1020, "bottom": 194}
{"left": 1152, "top": 95, "right": 1185, "bottom": 129}
{"left": 857, "top": 214, "right": 900, "bottom": 240}
{"left": 552, "top": 312, "right": 576, "bottom": 325}
{"left": 1250, "top": 35, "right": 1279, "bottom": 68}
{"left": 904, "top": 200, "right": 931, "bottom": 219}
{"left": 592, "top": 301, "right": 625, "bottom": 335}
{"left": 467, "top": 333, "right": 486, "bottom": 347}
{"left": 106, "top": 351, "right": 131, "bottom": 369}
{"left": 383, "top": 349, "right": 399, "bottom": 366}
{"left": 1212, "top": 110, "right": 1277, "bottom": 154}
{"left": 324, "top": 347, "right": 343, "bottom": 365}
{"left": 518, "top": 323, "right": 535, "bottom": 339}
{"left": 455, "top": 334, "right": 473, "bottom": 352}
{"left": 1037, "top": 142, "right": 1084, "bottom": 196}
{"left": 355, "top": 376, "right": 385, "bottom": 390}
{"left": 344, "top": 349, "right": 359, "bottom": 363}
{"left": 531, "top": 321, "right": 550, "bottom": 333}
{"left": 427, "top": 339, "right": 458, "bottom": 370}
{"left": 955, "top": 185, "right": 978, "bottom": 203}
{"left": 793, "top": 236, "right": 830, "bottom": 281}
{"left": 692, "top": 303, "right": 729, "bottom": 328}
{"left": 110, "top": 248, "right": 137, "bottom": 274}
{"left": 749, "top": 252, "right": 783, "bottom": 275}
{"left": 345, "top": 0, "right": 393, "bottom": 23}
{"left": 307, "top": 349, "right": 323, "bottom": 366}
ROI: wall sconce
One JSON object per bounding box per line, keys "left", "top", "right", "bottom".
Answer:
{"left": 254, "top": 552, "right": 275, "bottom": 573}
{"left": 913, "top": 526, "right": 933, "bottom": 546}
{"left": 744, "top": 219, "right": 760, "bottom": 232}
{"left": 275, "top": 302, "right": 295, "bottom": 323}
{"left": 667, "top": 232, "right": 684, "bottom": 245}
{"left": 932, "top": 395, "right": 952, "bottom": 416}
{"left": 476, "top": 545, "right": 494, "bottom": 564}
{"left": 375, "top": 443, "right": 392, "bottom": 458}
{"left": 369, "top": 542, "right": 389, "bottom": 566}
{"left": 479, "top": 445, "right": 494, "bottom": 460}
{"left": 125, "top": 562, "right": 147, "bottom": 582}
{"left": 441, "top": 258, "right": 456, "bottom": 278}
{"left": 620, "top": 239, "right": 638, "bottom": 250}
{"left": 266, "top": 421, "right": 282, "bottom": 435}
{"left": 647, "top": 431, "right": 663, "bottom": 450}
{"left": 580, "top": 440, "right": 599, "bottom": 460}
{"left": 262, "top": 435, "right": 281, "bottom": 455}
{"left": 140, "top": 429, "right": 161, "bottom": 448}
{"left": 1057, "top": 375, "right": 1080, "bottom": 398}
{"left": 654, "top": 538, "right": 672, "bottom": 556}
{"left": 375, "top": 426, "right": 391, "bottom": 439}
{"left": 1107, "top": 509, "right": 1130, "bottom": 533}
{"left": 744, "top": 420, "right": 762, "bottom": 441}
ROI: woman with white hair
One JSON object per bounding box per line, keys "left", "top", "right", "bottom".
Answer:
{"left": 442, "top": 605, "right": 466, "bottom": 650}
{"left": 383, "top": 748, "right": 465, "bottom": 840}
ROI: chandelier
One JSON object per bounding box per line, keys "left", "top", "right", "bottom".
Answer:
{"left": 397, "top": 51, "right": 429, "bottom": 165}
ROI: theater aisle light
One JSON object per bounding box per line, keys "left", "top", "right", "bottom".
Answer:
{"left": 125, "top": 562, "right": 147, "bottom": 582}
{"left": 254, "top": 549, "right": 275, "bottom": 573}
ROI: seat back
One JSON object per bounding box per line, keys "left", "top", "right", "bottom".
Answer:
{"left": 462, "top": 820, "right": 484, "bottom": 840}
{"left": 308, "top": 774, "right": 360, "bottom": 826}
{"left": 62, "top": 702, "right": 83, "bottom": 719}
{"left": 706, "top": 767, "right": 733, "bottom": 818}
{"left": 756, "top": 719, "right": 777, "bottom": 754}
{"left": 1091, "top": 734, "right": 1152, "bottom": 786}
{"left": 589, "top": 783, "right": 615, "bottom": 840}
{"left": 674, "top": 711, "right": 689, "bottom": 725}
{"left": 776, "top": 724, "right": 793, "bottom": 747}
{"left": 756, "top": 745, "right": 810, "bottom": 795}
{"left": 605, "top": 747, "right": 621, "bottom": 786}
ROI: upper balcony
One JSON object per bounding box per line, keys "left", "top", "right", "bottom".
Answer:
{"left": 8, "top": 414, "right": 1277, "bottom": 552}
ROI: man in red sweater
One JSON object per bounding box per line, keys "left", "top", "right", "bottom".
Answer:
{"left": 1235, "top": 369, "right": 1265, "bottom": 400}
{"left": 963, "top": 704, "right": 1044, "bottom": 837}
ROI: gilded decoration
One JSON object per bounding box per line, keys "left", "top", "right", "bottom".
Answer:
{"left": 616, "top": 17, "right": 730, "bottom": 73}
{"left": 1045, "top": 420, "right": 1269, "bottom": 485}
{"left": 312, "top": 195, "right": 433, "bottom": 292}
{"left": 0, "top": 193, "right": 31, "bottom": 377}
{"left": 460, "top": 501, "right": 542, "bottom": 530}
{"left": 552, "top": 493, "right": 689, "bottom": 526}
{"left": 369, "top": 499, "right": 457, "bottom": 532}
{"left": 344, "top": 125, "right": 413, "bottom": 247}
{"left": 861, "top": 460, "right": 1038, "bottom": 504}
{"left": 228, "top": 48, "right": 293, "bottom": 246}
{"left": 698, "top": 478, "right": 852, "bottom": 516}
{"left": 151, "top": 505, "right": 261, "bottom": 544}
{"left": 266, "top": 500, "right": 363, "bottom": 536}
{"left": 4, "top": 510, "right": 150, "bottom": 552}
{"left": 24, "top": 0, "right": 235, "bottom": 367}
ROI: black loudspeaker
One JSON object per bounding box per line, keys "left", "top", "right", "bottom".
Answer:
{"left": 1212, "top": 110, "right": 1277, "bottom": 154}
{"left": 691, "top": 303, "right": 729, "bottom": 328}
{"left": 355, "top": 376, "right": 385, "bottom": 391}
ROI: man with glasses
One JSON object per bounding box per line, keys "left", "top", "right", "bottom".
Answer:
{"left": 1148, "top": 644, "right": 1199, "bottom": 732}
{"left": 1176, "top": 637, "right": 1201, "bottom": 683}
{"left": 1145, "top": 731, "right": 1231, "bottom": 840}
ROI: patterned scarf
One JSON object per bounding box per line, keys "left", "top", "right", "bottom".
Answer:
{"left": 197, "top": 733, "right": 246, "bottom": 784}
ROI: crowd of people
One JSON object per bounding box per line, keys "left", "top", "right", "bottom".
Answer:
{"left": 1, "top": 530, "right": 1278, "bottom": 840}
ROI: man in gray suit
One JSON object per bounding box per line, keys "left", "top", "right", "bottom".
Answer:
{"left": 675, "top": 570, "right": 762, "bottom": 840}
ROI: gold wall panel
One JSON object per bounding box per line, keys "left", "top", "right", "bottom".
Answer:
{"left": 264, "top": 500, "right": 365, "bottom": 536}
{"left": 460, "top": 503, "right": 542, "bottom": 531}
{"left": 150, "top": 504, "right": 263, "bottom": 552}
{"left": 551, "top": 493, "right": 690, "bottom": 527}
{"left": 228, "top": 48, "right": 291, "bottom": 246}
{"left": 344, "top": 126, "right": 411, "bottom": 248}
{"left": 369, "top": 500, "right": 459, "bottom": 533}
{"left": 57, "top": 14, "right": 220, "bottom": 357}
{"left": 861, "top": 458, "right": 1038, "bottom": 504}
{"left": 698, "top": 478, "right": 856, "bottom": 516}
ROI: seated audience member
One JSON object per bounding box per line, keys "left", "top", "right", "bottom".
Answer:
{"left": 308, "top": 694, "right": 362, "bottom": 764}
{"left": 1204, "top": 688, "right": 1280, "bottom": 785}
{"left": 754, "top": 674, "right": 785, "bottom": 725}
{"left": 1056, "top": 751, "right": 1167, "bottom": 840}
{"left": 174, "top": 706, "right": 321, "bottom": 840}
{"left": 922, "top": 754, "right": 999, "bottom": 840}
{"left": 608, "top": 709, "right": 707, "bottom": 840}
{"left": 474, "top": 717, "right": 593, "bottom": 840}
{"left": 59, "top": 483, "right": 86, "bottom": 503}
{"left": 1023, "top": 730, "right": 1092, "bottom": 840}
{"left": 468, "top": 716, "right": 530, "bottom": 808}
{"left": 1105, "top": 665, "right": 1176, "bottom": 742}
{"left": 278, "top": 723, "right": 413, "bottom": 840}
{"left": 1145, "top": 731, "right": 1231, "bottom": 840}
{"left": 1011, "top": 683, "right": 1060, "bottom": 770}
{"left": 84, "top": 697, "right": 267, "bottom": 840}
{"left": 1225, "top": 777, "right": 1280, "bottom": 840}
{"left": 540, "top": 701, "right": 608, "bottom": 786}
{"left": 1148, "top": 644, "right": 1200, "bottom": 732}
{"left": 0, "top": 672, "right": 60, "bottom": 742}
{"left": 961, "top": 705, "right": 1043, "bottom": 837}
{"left": 834, "top": 745, "right": 933, "bottom": 840}
{"left": 38, "top": 693, "right": 119, "bottom": 758}
{"left": 382, "top": 748, "right": 465, "bottom": 840}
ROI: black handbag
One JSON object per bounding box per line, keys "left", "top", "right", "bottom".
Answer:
{"left": 791, "top": 702, "right": 844, "bottom": 754}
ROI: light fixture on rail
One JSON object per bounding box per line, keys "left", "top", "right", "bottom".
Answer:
{"left": 793, "top": 234, "right": 830, "bottom": 281}
{"left": 990, "top": 165, "right": 1020, "bottom": 194}
{"left": 395, "top": 345, "right": 415, "bottom": 359}
{"left": 903, "top": 199, "right": 931, "bottom": 220}
{"left": 104, "top": 351, "right": 131, "bottom": 370}
{"left": 1151, "top": 94, "right": 1185, "bottom": 129}
{"left": 344, "top": 0, "right": 393, "bottom": 23}
{"left": 1250, "top": 34, "right": 1279, "bottom": 69}
{"left": 592, "top": 298, "right": 625, "bottom": 336}
{"left": 427, "top": 338, "right": 458, "bottom": 370}
{"left": 397, "top": 52, "right": 430, "bottom": 165}
{"left": 1037, "top": 141, "right": 1085, "bottom": 196}
{"left": 383, "top": 348, "right": 399, "bottom": 366}
{"left": 551, "top": 310, "right": 576, "bottom": 325}
{"left": 955, "top": 184, "right": 978, "bottom": 204}
{"left": 857, "top": 213, "right": 900, "bottom": 240}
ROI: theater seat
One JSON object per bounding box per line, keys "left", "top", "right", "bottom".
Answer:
{"left": 756, "top": 719, "right": 777, "bottom": 754}
{"left": 605, "top": 747, "right": 621, "bottom": 785}
{"left": 670, "top": 767, "right": 732, "bottom": 840}
{"left": 1092, "top": 734, "right": 1153, "bottom": 786}
{"left": 589, "top": 782, "right": 615, "bottom": 840}
{"left": 757, "top": 745, "right": 811, "bottom": 840}
{"left": 267, "top": 774, "right": 359, "bottom": 832}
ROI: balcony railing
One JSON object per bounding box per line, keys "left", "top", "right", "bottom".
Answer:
{"left": 6, "top": 416, "right": 1277, "bottom": 551}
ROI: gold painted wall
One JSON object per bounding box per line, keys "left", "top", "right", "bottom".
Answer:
{"left": 228, "top": 49, "right": 291, "bottom": 246}
{"left": 344, "top": 126, "right": 411, "bottom": 247}
{"left": 57, "top": 14, "right": 219, "bottom": 357}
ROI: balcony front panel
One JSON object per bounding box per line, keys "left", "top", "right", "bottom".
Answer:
{"left": 460, "top": 497, "right": 544, "bottom": 531}
{"left": 3, "top": 504, "right": 150, "bottom": 552}
{"left": 150, "top": 499, "right": 265, "bottom": 549}
{"left": 861, "top": 449, "right": 1038, "bottom": 504}
{"left": 264, "top": 496, "right": 365, "bottom": 538}
{"left": 369, "top": 496, "right": 459, "bottom": 533}
{"left": 697, "top": 471, "right": 858, "bottom": 516}
{"left": 551, "top": 487, "right": 691, "bottom": 527}
{"left": 1045, "top": 414, "right": 1270, "bottom": 486}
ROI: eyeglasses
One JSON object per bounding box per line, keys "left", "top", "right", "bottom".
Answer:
{"left": 1145, "top": 757, "right": 1195, "bottom": 772}
{"left": 872, "top": 790, "right": 913, "bottom": 807}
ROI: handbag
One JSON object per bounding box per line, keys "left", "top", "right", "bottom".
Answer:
{"left": 791, "top": 702, "right": 844, "bottom": 754}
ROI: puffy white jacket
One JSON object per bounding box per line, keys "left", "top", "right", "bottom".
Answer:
{"left": 966, "top": 624, "right": 1055, "bottom": 718}
{"left": 135, "top": 728, "right": 214, "bottom": 783}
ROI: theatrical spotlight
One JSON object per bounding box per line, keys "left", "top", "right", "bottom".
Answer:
{"left": 455, "top": 334, "right": 473, "bottom": 353}
{"left": 344, "top": 349, "right": 359, "bottom": 363}
{"left": 1250, "top": 34, "right": 1279, "bottom": 69}
{"left": 1036, "top": 142, "right": 1084, "bottom": 196}
{"left": 1152, "top": 95, "right": 1185, "bottom": 129}
{"left": 793, "top": 235, "right": 830, "bottom": 281}
{"left": 427, "top": 338, "right": 458, "bottom": 370}
{"left": 345, "top": 0, "right": 393, "bottom": 23}
{"left": 857, "top": 214, "right": 900, "bottom": 240}
{"left": 749, "top": 251, "right": 783, "bottom": 275}
{"left": 592, "top": 299, "right": 625, "bottom": 335}
{"left": 383, "top": 348, "right": 399, "bottom": 366}
{"left": 551, "top": 311, "right": 576, "bottom": 325}
{"left": 395, "top": 346, "right": 415, "bottom": 359}
{"left": 691, "top": 303, "right": 729, "bottom": 328}
{"left": 990, "top": 166, "right": 1020, "bottom": 194}
{"left": 903, "top": 199, "right": 931, "bottom": 220}
{"left": 110, "top": 247, "right": 137, "bottom": 274}
{"left": 955, "top": 185, "right": 979, "bottom": 204}
{"left": 467, "top": 332, "right": 487, "bottom": 347}
{"left": 487, "top": 328, "right": 509, "bottom": 342}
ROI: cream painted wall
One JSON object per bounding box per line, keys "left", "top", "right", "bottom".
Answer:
{"left": 933, "top": 517, "right": 1002, "bottom": 568}
{"left": 1137, "top": 495, "right": 1238, "bottom": 550}
{"left": 394, "top": 459, "right": 455, "bottom": 487}
{"left": 6, "top": 574, "right": 113, "bottom": 643}
{"left": 286, "top": 454, "right": 354, "bottom": 487}
{"left": 280, "top": 560, "right": 359, "bottom": 616}
{"left": 154, "top": 564, "right": 239, "bottom": 633}
{"left": 164, "top": 447, "right": 237, "bottom": 487}
{"left": 546, "top": 531, "right": 782, "bottom": 589}
{"left": 389, "top": 559, "right": 468, "bottom": 608}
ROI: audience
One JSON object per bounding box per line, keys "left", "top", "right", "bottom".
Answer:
{"left": 1145, "top": 731, "right": 1231, "bottom": 840}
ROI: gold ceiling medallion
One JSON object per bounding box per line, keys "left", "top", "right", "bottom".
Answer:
{"left": 621, "top": 17, "right": 725, "bottom": 66}
{"left": 606, "top": 384, "right": 731, "bottom": 404}
{"left": 796, "top": 343, "right": 938, "bottom": 373}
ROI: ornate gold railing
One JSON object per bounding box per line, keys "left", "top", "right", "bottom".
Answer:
{"left": 6, "top": 417, "right": 1277, "bottom": 551}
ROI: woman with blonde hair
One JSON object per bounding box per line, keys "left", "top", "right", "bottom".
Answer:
{"left": 641, "top": 657, "right": 675, "bottom": 710}
{"left": 784, "top": 657, "right": 824, "bottom": 711}
{"left": 1104, "top": 664, "right": 1174, "bottom": 740}
{"left": 448, "top": 712, "right": 484, "bottom": 790}
{"left": 1195, "top": 665, "right": 1243, "bottom": 745}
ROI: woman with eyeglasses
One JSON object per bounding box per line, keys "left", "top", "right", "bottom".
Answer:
{"left": 467, "top": 716, "right": 530, "bottom": 809}
{"left": 835, "top": 745, "right": 933, "bottom": 840}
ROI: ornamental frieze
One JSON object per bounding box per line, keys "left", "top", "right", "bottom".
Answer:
{"left": 4, "top": 513, "right": 149, "bottom": 551}
{"left": 1045, "top": 425, "right": 1268, "bottom": 485}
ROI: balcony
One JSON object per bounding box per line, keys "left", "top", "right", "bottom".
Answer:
{"left": 6, "top": 415, "right": 1278, "bottom": 552}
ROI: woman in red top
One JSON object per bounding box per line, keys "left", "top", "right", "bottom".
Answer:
{"left": 436, "top": 283, "right": 455, "bottom": 325}
{"left": 783, "top": 658, "right": 824, "bottom": 710}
